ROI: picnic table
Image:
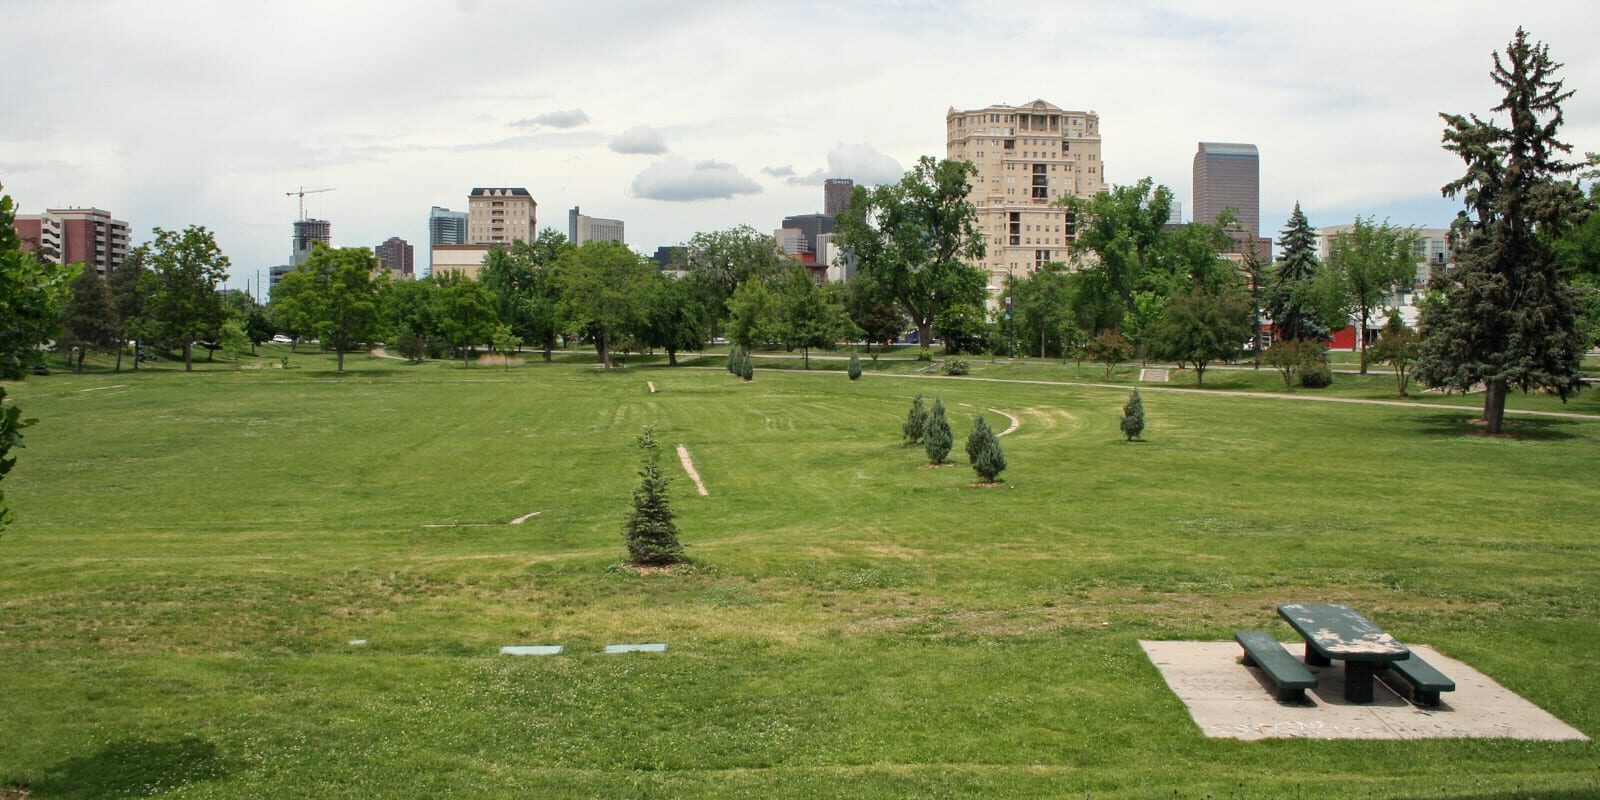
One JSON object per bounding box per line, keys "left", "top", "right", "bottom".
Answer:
{"left": 1277, "top": 603, "right": 1410, "bottom": 703}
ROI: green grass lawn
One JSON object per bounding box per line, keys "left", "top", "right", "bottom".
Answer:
{"left": 2, "top": 348, "right": 1598, "bottom": 798}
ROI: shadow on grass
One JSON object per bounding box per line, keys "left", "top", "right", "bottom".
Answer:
{"left": 1402, "top": 412, "right": 1583, "bottom": 441}
{"left": 20, "top": 736, "right": 228, "bottom": 798}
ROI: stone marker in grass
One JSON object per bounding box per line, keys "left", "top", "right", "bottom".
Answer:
{"left": 604, "top": 643, "right": 667, "bottom": 654}
{"left": 499, "top": 645, "right": 563, "bottom": 656}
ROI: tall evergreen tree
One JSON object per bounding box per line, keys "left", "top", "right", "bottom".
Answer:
{"left": 1267, "top": 203, "right": 1332, "bottom": 343}
{"left": 1418, "top": 28, "right": 1587, "bottom": 434}
{"left": 965, "top": 414, "right": 1007, "bottom": 483}
{"left": 924, "top": 397, "right": 953, "bottom": 464}
{"left": 624, "top": 425, "right": 684, "bottom": 566}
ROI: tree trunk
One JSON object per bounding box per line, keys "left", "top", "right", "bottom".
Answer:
{"left": 542, "top": 340, "right": 553, "bottom": 363}
{"left": 1357, "top": 303, "right": 1370, "bottom": 374}
{"left": 183, "top": 341, "right": 193, "bottom": 371}
{"left": 337, "top": 346, "right": 345, "bottom": 373}
{"left": 131, "top": 338, "right": 140, "bottom": 372}
{"left": 1195, "top": 361, "right": 1205, "bottom": 387}
{"left": 802, "top": 347, "right": 810, "bottom": 369}
{"left": 1482, "top": 379, "right": 1507, "bottom": 434}
{"left": 115, "top": 340, "right": 124, "bottom": 372}
{"left": 915, "top": 321, "right": 932, "bottom": 350}
{"left": 667, "top": 348, "right": 678, "bottom": 367}
{"left": 75, "top": 348, "right": 85, "bottom": 373}
{"left": 597, "top": 331, "right": 611, "bottom": 369}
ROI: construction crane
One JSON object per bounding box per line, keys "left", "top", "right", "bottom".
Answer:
{"left": 285, "top": 186, "right": 336, "bottom": 221}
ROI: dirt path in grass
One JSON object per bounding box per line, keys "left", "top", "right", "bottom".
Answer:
{"left": 989, "top": 408, "right": 1021, "bottom": 436}
{"left": 370, "top": 347, "right": 405, "bottom": 360}
{"left": 676, "top": 445, "right": 709, "bottom": 496}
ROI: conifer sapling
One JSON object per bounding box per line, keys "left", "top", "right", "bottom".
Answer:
{"left": 847, "top": 350, "right": 862, "bottom": 381}
{"left": 903, "top": 394, "right": 928, "bottom": 444}
{"left": 965, "top": 414, "right": 1006, "bottom": 483}
{"left": 624, "top": 425, "right": 684, "bottom": 566}
{"left": 1120, "top": 389, "right": 1145, "bottom": 442}
{"left": 924, "top": 397, "right": 953, "bottom": 464}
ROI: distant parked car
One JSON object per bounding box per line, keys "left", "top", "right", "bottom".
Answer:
{"left": 271, "top": 334, "right": 293, "bottom": 344}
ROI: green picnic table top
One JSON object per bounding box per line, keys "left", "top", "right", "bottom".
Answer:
{"left": 1278, "top": 603, "right": 1410, "bottom": 663}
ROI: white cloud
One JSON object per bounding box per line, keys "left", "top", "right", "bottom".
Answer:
{"left": 631, "top": 158, "right": 761, "bottom": 202}
{"left": 510, "top": 109, "right": 590, "bottom": 129}
{"left": 787, "top": 142, "right": 904, "bottom": 186}
{"left": 610, "top": 125, "right": 668, "bottom": 155}
{"left": 761, "top": 164, "right": 795, "bottom": 177}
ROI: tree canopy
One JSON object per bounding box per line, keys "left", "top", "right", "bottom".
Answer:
{"left": 556, "top": 241, "right": 657, "bottom": 368}
{"left": 144, "top": 225, "right": 230, "bottom": 372}
{"left": 1324, "top": 218, "right": 1422, "bottom": 373}
{"left": 833, "top": 156, "right": 987, "bottom": 351}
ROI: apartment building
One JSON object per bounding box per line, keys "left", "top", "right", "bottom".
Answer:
{"left": 375, "top": 236, "right": 414, "bottom": 279}
{"left": 946, "top": 99, "right": 1105, "bottom": 291}
{"left": 568, "top": 206, "right": 624, "bottom": 246}
{"left": 12, "top": 207, "right": 130, "bottom": 276}
{"left": 1317, "top": 224, "right": 1452, "bottom": 294}
{"left": 467, "top": 188, "right": 535, "bottom": 245}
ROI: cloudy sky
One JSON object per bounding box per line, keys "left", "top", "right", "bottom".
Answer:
{"left": 3, "top": 0, "right": 1597, "bottom": 292}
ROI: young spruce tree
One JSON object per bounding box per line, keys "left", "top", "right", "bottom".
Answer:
{"left": 847, "top": 350, "right": 862, "bottom": 381}
{"left": 1121, "top": 389, "right": 1146, "bottom": 441}
{"left": 924, "top": 398, "right": 953, "bottom": 464}
{"left": 902, "top": 394, "right": 928, "bottom": 444}
{"left": 965, "top": 415, "right": 1007, "bottom": 483}
{"left": 624, "top": 425, "right": 684, "bottom": 566}
{"left": 739, "top": 352, "right": 754, "bottom": 381}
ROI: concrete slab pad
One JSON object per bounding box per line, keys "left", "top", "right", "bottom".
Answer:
{"left": 604, "top": 643, "right": 666, "bottom": 654}
{"left": 348, "top": 639, "right": 367, "bottom": 646}
{"left": 499, "top": 645, "right": 563, "bottom": 656}
{"left": 1140, "top": 640, "right": 1588, "bottom": 741}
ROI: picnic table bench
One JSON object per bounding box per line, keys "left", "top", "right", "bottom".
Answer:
{"left": 1277, "top": 603, "right": 1410, "bottom": 703}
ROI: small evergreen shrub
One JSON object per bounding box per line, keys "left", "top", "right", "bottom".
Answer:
{"left": 847, "top": 351, "right": 862, "bottom": 381}
{"left": 965, "top": 415, "right": 1007, "bottom": 482}
{"left": 917, "top": 346, "right": 933, "bottom": 362}
{"left": 924, "top": 397, "right": 953, "bottom": 464}
{"left": 1121, "top": 389, "right": 1145, "bottom": 441}
{"left": 902, "top": 395, "right": 928, "bottom": 445}
{"left": 739, "top": 353, "right": 754, "bottom": 381}
{"left": 943, "top": 358, "right": 970, "bottom": 376}
{"left": 624, "top": 425, "right": 684, "bottom": 566}
{"left": 726, "top": 346, "right": 741, "bottom": 375}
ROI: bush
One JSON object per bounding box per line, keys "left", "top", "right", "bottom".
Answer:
{"left": 943, "top": 358, "right": 970, "bottom": 376}
{"left": 726, "top": 346, "right": 741, "bottom": 375}
{"left": 965, "top": 415, "right": 1007, "bottom": 482}
{"left": 1086, "top": 330, "right": 1133, "bottom": 379}
{"left": 924, "top": 397, "right": 953, "bottom": 464}
{"left": 1301, "top": 359, "right": 1333, "bottom": 388}
{"left": 902, "top": 395, "right": 928, "bottom": 445}
{"left": 847, "top": 351, "right": 862, "bottom": 381}
{"left": 739, "top": 353, "right": 754, "bottom": 382}
{"left": 917, "top": 346, "right": 933, "bottom": 362}
{"left": 624, "top": 425, "right": 684, "bottom": 566}
{"left": 1120, "top": 389, "right": 1145, "bottom": 441}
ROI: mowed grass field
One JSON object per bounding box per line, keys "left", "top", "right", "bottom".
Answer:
{"left": 2, "top": 348, "right": 1599, "bottom": 798}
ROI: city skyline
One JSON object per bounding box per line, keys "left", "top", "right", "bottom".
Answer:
{"left": 3, "top": 1, "right": 1598, "bottom": 293}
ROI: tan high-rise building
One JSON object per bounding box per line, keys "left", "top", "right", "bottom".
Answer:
{"left": 946, "top": 99, "right": 1104, "bottom": 292}
{"left": 467, "top": 187, "right": 536, "bottom": 245}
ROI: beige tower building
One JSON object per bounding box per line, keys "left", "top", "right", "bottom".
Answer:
{"left": 946, "top": 99, "right": 1104, "bottom": 292}
{"left": 467, "top": 187, "right": 536, "bottom": 244}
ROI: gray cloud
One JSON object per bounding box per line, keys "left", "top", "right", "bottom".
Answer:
{"left": 510, "top": 108, "right": 590, "bottom": 129}
{"left": 787, "top": 142, "right": 903, "bottom": 186}
{"left": 609, "top": 125, "right": 668, "bottom": 155}
{"left": 631, "top": 158, "right": 761, "bottom": 202}
{"left": 761, "top": 164, "right": 795, "bottom": 177}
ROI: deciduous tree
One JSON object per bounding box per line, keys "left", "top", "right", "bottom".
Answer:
{"left": 557, "top": 241, "right": 656, "bottom": 369}
{"left": 1, "top": 184, "right": 74, "bottom": 379}
{"left": 144, "top": 225, "right": 230, "bottom": 372}
{"left": 434, "top": 272, "right": 500, "bottom": 367}
{"left": 1085, "top": 330, "right": 1132, "bottom": 379}
{"left": 107, "top": 246, "right": 152, "bottom": 371}
{"left": 1367, "top": 313, "right": 1421, "bottom": 396}
{"left": 1147, "top": 287, "right": 1253, "bottom": 387}
{"left": 1325, "top": 218, "right": 1423, "bottom": 373}
{"left": 59, "top": 266, "right": 119, "bottom": 372}
{"left": 833, "top": 157, "right": 987, "bottom": 352}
